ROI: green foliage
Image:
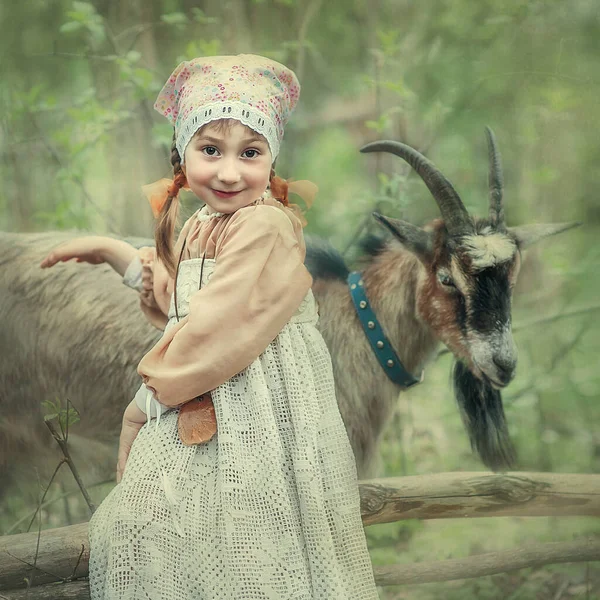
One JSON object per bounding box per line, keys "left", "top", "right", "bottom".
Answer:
{"left": 373, "top": 171, "right": 410, "bottom": 214}
{"left": 181, "top": 39, "right": 222, "bottom": 61}
{"left": 376, "top": 28, "right": 402, "bottom": 57}
{"left": 113, "top": 51, "right": 159, "bottom": 100}
{"left": 160, "top": 12, "right": 189, "bottom": 28}
{"left": 191, "top": 8, "right": 218, "bottom": 26}
{"left": 41, "top": 398, "right": 80, "bottom": 438}
{"left": 60, "top": 1, "right": 105, "bottom": 45}
{"left": 365, "top": 519, "right": 424, "bottom": 565}
{"left": 365, "top": 114, "right": 390, "bottom": 134}
{"left": 34, "top": 197, "right": 90, "bottom": 230}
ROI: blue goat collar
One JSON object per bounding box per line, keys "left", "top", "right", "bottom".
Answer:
{"left": 347, "top": 271, "right": 422, "bottom": 388}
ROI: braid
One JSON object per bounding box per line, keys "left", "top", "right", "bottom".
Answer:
{"left": 155, "top": 131, "right": 186, "bottom": 278}
{"left": 269, "top": 166, "right": 289, "bottom": 207}
{"left": 171, "top": 136, "right": 183, "bottom": 177}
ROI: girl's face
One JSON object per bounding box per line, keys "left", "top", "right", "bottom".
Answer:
{"left": 183, "top": 121, "right": 272, "bottom": 214}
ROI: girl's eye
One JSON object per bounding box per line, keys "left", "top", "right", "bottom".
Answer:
{"left": 242, "top": 149, "right": 259, "bottom": 159}
{"left": 202, "top": 146, "right": 219, "bottom": 156}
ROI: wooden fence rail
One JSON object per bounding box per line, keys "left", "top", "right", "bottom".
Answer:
{"left": 359, "top": 471, "right": 600, "bottom": 524}
{"left": 1, "top": 471, "right": 599, "bottom": 598}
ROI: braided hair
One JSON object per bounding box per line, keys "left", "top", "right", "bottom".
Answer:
{"left": 155, "top": 132, "right": 186, "bottom": 278}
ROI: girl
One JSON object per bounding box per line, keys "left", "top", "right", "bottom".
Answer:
{"left": 43, "top": 54, "right": 380, "bottom": 599}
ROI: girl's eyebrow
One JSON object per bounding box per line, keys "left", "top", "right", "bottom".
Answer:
{"left": 240, "top": 136, "right": 267, "bottom": 145}
{"left": 196, "top": 135, "right": 224, "bottom": 145}
{"left": 195, "top": 134, "right": 267, "bottom": 146}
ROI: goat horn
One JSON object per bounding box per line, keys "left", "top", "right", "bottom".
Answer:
{"left": 485, "top": 127, "right": 505, "bottom": 229}
{"left": 360, "top": 140, "right": 473, "bottom": 236}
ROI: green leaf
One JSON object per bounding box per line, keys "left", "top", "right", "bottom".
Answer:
{"left": 376, "top": 28, "right": 401, "bottom": 56}
{"left": 42, "top": 399, "right": 59, "bottom": 413}
{"left": 365, "top": 114, "right": 390, "bottom": 133}
{"left": 40, "top": 397, "right": 80, "bottom": 432}
{"left": 41, "top": 399, "right": 60, "bottom": 422}
{"left": 161, "top": 12, "right": 189, "bottom": 26}
{"left": 87, "top": 22, "right": 105, "bottom": 43}
{"left": 72, "top": 1, "right": 97, "bottom": 15}
{"left": 60, "top": 404, "right": 81, "bottom": 431}
{"left": 180, "top": 39, "right": 221, "bottom": 60}
{"left": 191, "top": 8, "right": 218, "bottom": 24}
{"left": 382, "top": 79, "right": 408, "bottom": 97}
{"left": 60, "top": 21, "right": 83, "bottom": 33}
{"left": 126, "top": 50, "right": 142, "bottom": 64}
{"left": 378, "top": 172, "right": 390, "bottom": 187}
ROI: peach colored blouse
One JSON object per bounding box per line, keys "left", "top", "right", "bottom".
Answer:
{"left": 135, "top": 196, "right": 313, "bottom": 408}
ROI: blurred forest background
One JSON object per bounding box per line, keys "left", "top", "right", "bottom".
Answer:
{"left": 1, "top": 0, "right": 599, "bottom": 598}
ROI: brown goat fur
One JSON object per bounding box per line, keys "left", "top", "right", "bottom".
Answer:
{"left": 0, "top": 228, "right": 441, "bottom": 508}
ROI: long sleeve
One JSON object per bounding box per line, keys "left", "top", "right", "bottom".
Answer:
{"left": 122, "top": 246, "right": 172, "bottom": 331}
{"left": 137, "top": 204, "right": 313, "bottom": 408}
{"left": 122, "top": 254, "right": 144, "bottom": 291}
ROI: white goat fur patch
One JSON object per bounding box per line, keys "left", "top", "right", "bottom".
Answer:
{"left": 462, "top": 231, "right": 516, "bottom": 270}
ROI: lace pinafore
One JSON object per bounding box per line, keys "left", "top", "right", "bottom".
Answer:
{"left": 88, "top": 207, "right": 380, "bottom": 600}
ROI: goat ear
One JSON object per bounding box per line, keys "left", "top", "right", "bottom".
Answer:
{"left": 508, "top": 222, "right": 581, "bottom": 249}
{"left": 372, "top": 212, "right": 434, "bottom": 260}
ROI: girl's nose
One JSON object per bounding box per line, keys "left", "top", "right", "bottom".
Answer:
{"left": 217, "top": 159, "right": 241, "bottom": 184}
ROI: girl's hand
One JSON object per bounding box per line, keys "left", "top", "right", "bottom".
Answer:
{"left": 41, "top": 236, "right": 138, "bottom": 276}
{"left": 116, "top": 400, "right": 147, "bottom": 483}
{"left": 40, "top": 237, "right": 108, "bottom": 268}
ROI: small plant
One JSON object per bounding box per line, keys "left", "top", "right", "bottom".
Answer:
{"left": 42, "top": 397, "right": 80, "bottom": 441}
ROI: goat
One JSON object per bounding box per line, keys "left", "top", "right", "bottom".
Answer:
{"left": 316, "top": 127, "right": 576, "bottom": 472}
{"left": 0, "top": 129, "right": 575, "bottom": 506}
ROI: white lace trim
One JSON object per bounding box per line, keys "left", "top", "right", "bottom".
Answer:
{"left": 196, "top": 205, "right": 225, "bottom": 222}
{"left": 177, "top": 101, "right": 280, "bottom": 164}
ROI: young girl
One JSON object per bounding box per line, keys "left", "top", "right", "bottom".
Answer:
{"left": 43, "top": 54, "right": 380, "bottom": 599}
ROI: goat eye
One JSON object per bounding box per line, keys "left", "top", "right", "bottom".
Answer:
{"left": 438, "top": 273, "right": 455, "bottom": 287}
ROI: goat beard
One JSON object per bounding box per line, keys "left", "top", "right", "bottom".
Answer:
{"left": 453, "top": 361, "right": 516, "bottom": 472}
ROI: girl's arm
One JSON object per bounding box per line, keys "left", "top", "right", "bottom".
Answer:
{"left": 40, "top": 236, "right": 138, "bottom": 276}
{"left": 134, "top": 248, "right": 171, "bottom": 330}
{"left": 41, "top": 236, "right": 172, "bottom": 330}
{"left": 138, "top": 205, "right": 313, "bottom": 408}
{"left": 116, "top": 398, "right": 147, "bottom": 483}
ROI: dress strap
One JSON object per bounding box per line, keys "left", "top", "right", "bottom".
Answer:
{"left": 174, "top": 238, "right": 207, "bottom": 323}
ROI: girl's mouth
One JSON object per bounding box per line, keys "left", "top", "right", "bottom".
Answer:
{"left": 212, "top": 189, "right": 242, "bottom": 199}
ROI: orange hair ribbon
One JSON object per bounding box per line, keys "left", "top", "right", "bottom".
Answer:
{"left": 142, "top": 174, "right": 189, "bottom": 218}
{"left": 270, "top": 177, "right": 318, "bottom": 227}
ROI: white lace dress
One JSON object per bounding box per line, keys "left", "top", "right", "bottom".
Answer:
{"left": 88, "top": 257, "right": 380, "bottom": 599}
